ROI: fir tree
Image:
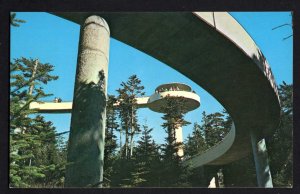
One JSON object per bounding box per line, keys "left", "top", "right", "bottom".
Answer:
{"left": 184, "top": 122, "right": 208, "bottom": 159}
{"left": 110, "top": 75, "right": 145, "bottom": 187}
{"left": 221, "top": 109, "right": 232, "bottom": 132}
{"left": 267, "top": 82, "right": 293, "bottom": 187}
{"left": 10, "top": 57, "right": 64, "bottom": 188}
{"left": 110, "top": 157, "right": 135, "bottom": 187}
{"left": 103, "top": 95, "right": 118, "bottom": 187}
{"left": 129, "top": 158, "right": 148, "bottom": 187}
{"left": 130, "top": 124, "right": 161, "bottom": 187}
{"left": 116, "top": 75, "right": 145, "bottom": 158}
{"left": 159, "top": 95, "right": 191, "bottom": 187}
{"left": 202, "top": 111, "right": 228, "bottom": 147}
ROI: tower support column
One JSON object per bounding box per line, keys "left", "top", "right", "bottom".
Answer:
{"left": 174, "top": 126, "right": 184, "bottom": 157}
{"left": 65, "top": 15, "right": 110, "bottom": 187}
{"left": 250, "top": 129, "right": 273, "bottom": 188}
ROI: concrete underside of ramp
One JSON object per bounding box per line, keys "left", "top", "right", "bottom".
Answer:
{"left": 51, "top": 12, "right": 281, "bottom": 166}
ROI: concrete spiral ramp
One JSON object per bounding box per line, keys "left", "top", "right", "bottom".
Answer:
{"left": 49, "top": 12, "right": 281, "bottom": 169}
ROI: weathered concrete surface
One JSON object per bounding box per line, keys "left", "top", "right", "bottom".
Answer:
{"left": 51, "top": 12, "right": 281, "bottom": 166}
{"left": 250, "top": 130, "right": 273, "bottom": 187}
{"left": 64, "top": 15, "right": 110, "bottom": 187}
{"left": 184, "top": 124, "right": 236, "bottom": 168}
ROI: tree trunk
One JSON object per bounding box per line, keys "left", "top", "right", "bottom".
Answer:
{"left": 130, "top": 108, "right": 135, "bottom": 157}
{"left": 125, "top": 128, "right": 129, "bottom": 158}
{"left": 28, "top": 59, "right": 38, "bottom": 95}
{"left": 130, "top": 132, "right": 134, "bottom": 157}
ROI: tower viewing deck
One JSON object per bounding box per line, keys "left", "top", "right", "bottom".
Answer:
{"left": 155, "top": 82, "right": 192, "bottom": 92}
{"left": 148, "top": 83, "right": 200, "bottom": 113}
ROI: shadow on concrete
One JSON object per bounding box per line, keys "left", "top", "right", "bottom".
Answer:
{"left": 65, "top": 82, "right": 106, "bottom": 187}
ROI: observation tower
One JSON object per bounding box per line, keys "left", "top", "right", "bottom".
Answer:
{"left": 147, "top": 83, "right": 200, "bottom": 157}
{"left": 29, "top": 82, "right": 200, "bottom": 157}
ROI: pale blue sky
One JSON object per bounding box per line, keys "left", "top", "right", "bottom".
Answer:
{"left": 10, "top": 12, "right": 293, "bottom": 144}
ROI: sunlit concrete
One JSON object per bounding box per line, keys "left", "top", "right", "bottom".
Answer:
{"left": 250, "top": 130, "right": 273, "bottom": 187}
{"left": 29, "top": 102, "right": 73, "bottom": 113}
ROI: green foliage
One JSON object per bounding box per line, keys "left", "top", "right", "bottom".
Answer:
{"left": 267, "top": 82, "right": 293, "bottom": 187}
{"left": 103, "top": 95, "right": 119, "bottom": 187}
{"left": 202, "top": 111, "right": 229, "bottom": 147}
{"left": 10, "top": 12, "right": 26, "bottom": 27}
{"left": 183, "top": 110, "right": 232, "bottom": 187}
{"left": 128, "top": 159, "right": 148, "bottom": 187}
{"left": 161, "top": 96, "right": 191, "bottom": 131}
{"left": 159, "top": 95, "right": 191, "bottom": 187}
{"left": 109, "top": 124, "right": 162, "bottom": 187}
{"left": 116, "top": 75, "right": 145, "bottom": 158}
{"left": 184, "top": 122, "right": 208, "bottom": 159}
{"left": 131, "top": 125, "right": 161, "bottom": 187}
{"left": 110, "top": 157, "right": 134, "bottom": 187}
{"left": 10, "top": 57, "right": 65, "bottom": 188}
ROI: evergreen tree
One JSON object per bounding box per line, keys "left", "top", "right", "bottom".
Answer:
{"left": 159, "top": 95, "right": 191, "bottom": 187}
{"left": 183, "top": 122, "right": 209, "bottom": 187}
{"left": 103, "top": 95, "right": 118, "bottom": 187}
{"left": 221, "top": 109, "right": 232, "bottom": 137}
{"left": 10, "top": 131, "right": 46, "bottom": 187}
{"left": 184, "top": 122, "right": 208, "bottom": 159}
{"left": 202, "top": 111, "right": 228, "bottom": 147}
{"left": 10, "top": 57, "right": 64, "bottom": 188}
{"left": 267, "top": 82, "right": 293, "bottom": 187}
{"left": 110, "top": 75, "right": 145, "bottom": 187}
{"left": 110, "top": 157, "right": 135, "bottom": 187}
{"left": 128, "top": 158, "right": 148, "bottom": 187}
{"left": 130, "top": 124, "right": 161, "bottom": 187}
{"left": 116, "top": 75, "right": 145, "bottom": 158}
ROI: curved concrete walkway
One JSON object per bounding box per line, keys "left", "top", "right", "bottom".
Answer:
{"left": 49, "top": 12, "right": 280, "bottom": 168}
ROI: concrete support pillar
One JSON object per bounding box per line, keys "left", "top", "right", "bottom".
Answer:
{"left": 250, "top": 130, "right": 273, "bottom": 188}
{"left": 174, "top": 126, "right": 184, "bottom": 157}
{"left": 65, "top": 15, "right": 110, "bottom": 188}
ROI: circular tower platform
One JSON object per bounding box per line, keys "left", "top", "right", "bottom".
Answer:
{"left": 147, "top": 83, "right": 200, "bottom": 113}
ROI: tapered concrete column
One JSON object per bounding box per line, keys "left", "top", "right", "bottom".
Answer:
{"left": 65, "top": 15, "right": 110, "bottom": 188}
{"left": 174, "top": 126, "right": 184, "bottom": 157}
{"left": 250, "top": 130, "right": 273, "bottom": 188}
